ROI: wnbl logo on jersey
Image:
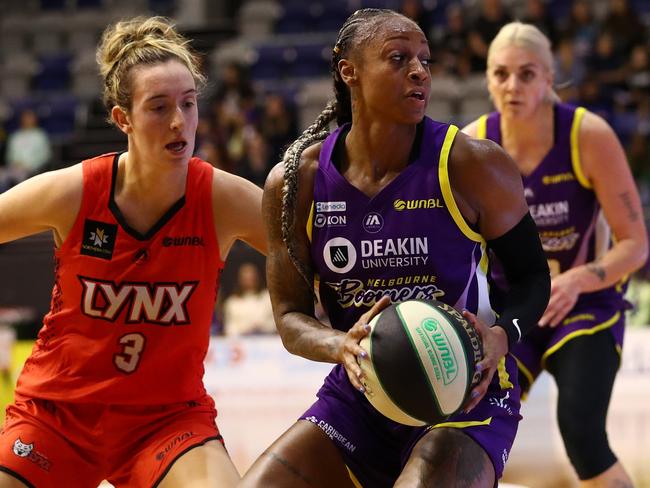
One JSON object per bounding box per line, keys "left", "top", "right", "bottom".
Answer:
{"left": 81, "top": 219, "right": 117, "bottom": 260}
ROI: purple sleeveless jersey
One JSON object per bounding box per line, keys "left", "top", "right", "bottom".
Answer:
{"left": 478, "top": 104, "right": 626, "bottom": 379}
{"left": 311, "top": 117, "right": 495, "bottom": 330}
{"left": 301, "top": 117, "right": 522, "bottom": 486}
{"left": 482, "top": 103, "right": 625, "bottom": 306}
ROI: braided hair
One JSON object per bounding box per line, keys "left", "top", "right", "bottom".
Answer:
{"left": 280, "top": 8, "right": 404, "bottom": 290}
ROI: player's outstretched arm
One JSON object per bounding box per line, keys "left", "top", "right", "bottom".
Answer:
{"left": 0, "top": 165, "right": 82, "bottom": 246}
{"left": 263, "top": 153, "right": 374, "bottom": 391}
{"left": 539, "top": 111, "right": 649, "bottom": 326}
{"left": 211, "top": 168, "right": 267, "bottom": 258}
{"left": 569, "top": 111, "right": 647, "bottom": 290}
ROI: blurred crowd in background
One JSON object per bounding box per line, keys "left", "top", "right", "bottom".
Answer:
{"left": 0, "top": 0, "right": 650, "bottom": 335}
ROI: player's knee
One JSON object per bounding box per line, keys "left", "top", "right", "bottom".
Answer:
{"left": 557, "top": 406, "right": 615, "bottom": 479}
{"left": 412, "top": 428, "right": 494, "bottom": 484}
{"left": 412, "top": 428, "right": 460, "bottom": 464}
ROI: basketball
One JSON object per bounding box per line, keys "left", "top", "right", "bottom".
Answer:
{"left": 359, "top": 299, "right": 483, "bottom": 426}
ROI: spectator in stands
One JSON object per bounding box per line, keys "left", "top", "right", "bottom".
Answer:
{"left": 437, "top": 3, "right": 472, "bottom": 77}
{"left": 625, "top": 45, "right": 650, "bottom": 111}
{"left": 467, "top": 0, "right": 512, "bottom": 72}
{"left": 577, "top": 75, "right": 613, "bottom": 119}
{"left": 399, "top": 0, "right": 433, "bottom": 37}
{"left": 213, "top": 61, "right": 256, "bottom": 124}
{"left": 237, "top": 129, "right": 271, "bottom": 188}
{"left": 223, "top": 262, "right": 275, "bottom": 336}
{"left": 257, "top": 93, "right": 298, "bottom": 167}
{"left": 587, "top": 31, "right": 627, "bottom": 94}
{"left": 522, "top": 0, "right": 556, "bottom": 41}
{"left": 628, "top": 100, "right": 650, "bottom": 202}
{"left": 602, "top": 0, "right": 645, "bottom": 58}
{"left": 554, "top": 37, "right": 585, "bottom": 103}
{"left": 2, "top": 109, "right": 51, "bottom": 191}
{"left": 0, "top": 323, "right": 15, "bottom": 388}
{"left": 195, "top": 113, "right": 231, "bottom": 170}
{"left": 561, "top": 0, "right": 598, "bottom": 62}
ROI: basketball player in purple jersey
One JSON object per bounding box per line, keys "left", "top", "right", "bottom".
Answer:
{"left": 464, "top": 22, "right": 648, "bottom": 488}
{"left": 240, "top": 9, "right": 550, "bottom": 488}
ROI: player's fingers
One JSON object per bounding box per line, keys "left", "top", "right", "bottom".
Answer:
{"left": 348, "top": 322, "right": 371, "bottom": 341}
{"left": 345, "top": 355, "right": 366, "bottom": 392}
{"left": 539, "top": 297, "right": 561, "bottom": 326}
{"left": 464, "top": 370, "right": 491, "bottom": 412}
{"left": 462, "top": 309, "right": 488, "bottom": 335}
{"left": 358, "top": 295, "right": 391, "bottom": 325}
{"left": 464, "top": 366, "right": 492, "bottom": 412}
{"left": 542, "top": 293, "right": 570, "bottom": 327}
{"left": 548, "top": 303, "right": 570, "bottom": 328}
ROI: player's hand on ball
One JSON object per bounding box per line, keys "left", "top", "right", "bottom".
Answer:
{"left": 339, "top": 295, "right": 391, "bottom": 393}
{"left": 461, "top": 310, "right": 508, "bottom": 412}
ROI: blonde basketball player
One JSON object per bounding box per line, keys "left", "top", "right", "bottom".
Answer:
{"left": 464, "top": 22, "right": 647, "bottom": 488}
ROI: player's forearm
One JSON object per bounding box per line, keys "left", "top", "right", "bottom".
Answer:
{"left": 570, "top": 238, "right": 648, "bottom": 293}
{"left": 278, "top": 311, "right": 344, "bottom": 363}
{"left": 489, "top": 213, "right": 551, "bottom": 348}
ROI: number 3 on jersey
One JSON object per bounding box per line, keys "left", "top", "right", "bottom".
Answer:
{"left": 114, "top": 333, "right": 146, "bottom": 373}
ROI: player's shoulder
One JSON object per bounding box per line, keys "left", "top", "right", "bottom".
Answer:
{"left": 265, "top": 140, "right": 323, "bottom": 194}
{"left": 461, "top": 118, "right": 481, "bottom": 138}
{"left": 577, "top": 108, "right": 617, "bottom": 142}
{"left": 31, "top": 163, "right": 83, "bottom": 202}
{"left": 450, "top": 129, "right": 509, "bottom": 172}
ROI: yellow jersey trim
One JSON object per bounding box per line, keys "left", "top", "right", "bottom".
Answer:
{"left": 542, "top": 311, "right": 621, "bottom": 366}
{"left": 431, "top": 417, "right": 493, "bottom": 429}
{"left": 439, "top": 125, "right": 483, "bottom": 243}
{"left": 476, "top": 114, "right": 488, "bottom": 139}
{"left": 306, "top": 201, "right": 314, "bottom": 242}
{"left": 346, "top": 466, "right": 363, "bottom": 488}
{"left": 570, "top": 107, "right": 591, "bottom": 189}
{"left": 513, "top": 354, "right": 534, "bottom": 399}
{"left": 496, "top": 356, "right": 514, "bottom": 389}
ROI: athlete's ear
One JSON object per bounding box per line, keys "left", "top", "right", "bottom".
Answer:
{"left": 111, "top": 105, "right": 132, "bottom": 134}
{"left": 338, "top": 59, "right": 358, "bottom": 87}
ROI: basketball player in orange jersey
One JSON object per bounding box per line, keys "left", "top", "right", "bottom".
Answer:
{"left": 0, "top": 16, "right": 266, "bottom": 488}
{"left": 464, "top": 22, "right": 647, "bottom": 488}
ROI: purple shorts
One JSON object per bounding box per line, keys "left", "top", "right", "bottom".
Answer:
{"left": 300, "top": 355, "right": 522, "bottom": 487}
{"left": 512, "top": 294, "right": 626, "bottom": 385}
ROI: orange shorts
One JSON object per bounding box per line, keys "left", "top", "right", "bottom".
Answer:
{"left": 0, "top": 393, "right": 222, "bottom": 487}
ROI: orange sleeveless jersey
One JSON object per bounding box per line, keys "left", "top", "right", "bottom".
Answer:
{"left": 16, "top": 153, "right": 223, "bottom": 404}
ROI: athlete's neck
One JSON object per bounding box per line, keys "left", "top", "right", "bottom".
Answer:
{"left": 344, "top": 121, "right": 419, "bottom": 178}
{"left": 500, "top": 102, "right": 554, "bottom": 173}
{"left": 113, "top": 151, "right": 189, "bottom": 234}
{"left": 117, "top": 151, "right": 188, "bottom": 203}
